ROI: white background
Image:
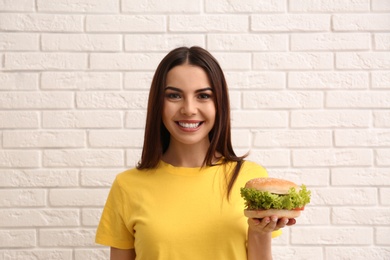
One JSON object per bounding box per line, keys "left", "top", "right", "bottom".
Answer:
{"left": 0, "top": 0, "right": 390, "bottom": 259}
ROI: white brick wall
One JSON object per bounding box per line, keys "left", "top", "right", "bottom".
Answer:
{"left": 0, "top": 1, "right": 389, "bottom": 259}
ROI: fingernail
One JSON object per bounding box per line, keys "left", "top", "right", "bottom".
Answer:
{"left": 284, "top": 219, "right": 289, "bottom": 224}
{"left": 272, "top": 217, "right": 278, "bottom": 222}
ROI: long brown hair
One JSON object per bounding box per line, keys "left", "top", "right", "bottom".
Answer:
{"left": 137, "top": 46, "right": 246, "bottom": 199}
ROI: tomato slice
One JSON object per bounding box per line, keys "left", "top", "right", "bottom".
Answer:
{"left": 293, "top": 206, "right": 305, "bottom": 211}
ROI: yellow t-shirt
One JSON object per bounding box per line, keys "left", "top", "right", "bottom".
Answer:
{"left": 95, "top": 160, "right": 281, "bottom": 259}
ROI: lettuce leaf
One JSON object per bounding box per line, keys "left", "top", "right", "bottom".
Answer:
{"left": 240, "top": 185, "right": 311, "bottom": 210}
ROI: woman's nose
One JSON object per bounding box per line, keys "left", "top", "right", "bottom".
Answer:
{"left": 181, "top": 99, "right": 197, "bottom": 116}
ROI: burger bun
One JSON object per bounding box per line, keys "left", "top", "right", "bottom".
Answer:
{"left": 244, "top": 209, "right": 301, "bottom": 219}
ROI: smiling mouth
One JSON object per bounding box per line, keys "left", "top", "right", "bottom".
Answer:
{"left": 177, "top": 121, "right": 203, "bottom": 129}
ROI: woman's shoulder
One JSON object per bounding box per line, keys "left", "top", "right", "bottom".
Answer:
{"left": 241, "top": 160, "right": 268, "bottom": 178}
{"left": 114, "top": 167, "right": 152, "bottom": 185}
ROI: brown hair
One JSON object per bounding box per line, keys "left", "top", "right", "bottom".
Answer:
{"left": 137, "top": 46, "right": 246, "bottom": 199}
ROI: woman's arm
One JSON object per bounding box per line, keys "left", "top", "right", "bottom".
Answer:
{"left": 247, "top": 216, "right": 295, "bottom": 260}
{"left": 110, "top": 247, "right": 136, "bottom": 260}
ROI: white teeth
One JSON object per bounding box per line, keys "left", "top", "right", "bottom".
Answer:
{"left": 178, "top": 122, "right": 200, "bottom": 128}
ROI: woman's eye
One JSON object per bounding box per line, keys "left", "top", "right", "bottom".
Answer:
{"left": 166, "top": 93, "right": 181, "bottom": 99}
{"left": 198, "top": 93, "right": 212, "bottom": 99}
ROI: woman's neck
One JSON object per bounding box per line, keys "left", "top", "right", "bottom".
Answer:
{"left": 162, "top": 142, "right": 210, "bottom": 167}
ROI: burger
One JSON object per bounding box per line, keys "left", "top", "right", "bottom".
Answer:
{"left": 240, "top": 178, "right": 311, "bottom": 219}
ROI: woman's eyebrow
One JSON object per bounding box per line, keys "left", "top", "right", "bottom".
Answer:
{"left": 165, "top": 86, "right": 182, "bottom": 92}
{"left": 164, "top": 86, "right": 213, "bottom": 93}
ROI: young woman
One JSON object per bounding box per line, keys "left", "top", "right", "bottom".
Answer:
{"left": 95, "top": 46, "right": 295, "bottom": 260}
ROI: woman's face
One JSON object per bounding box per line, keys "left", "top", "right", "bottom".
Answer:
{"left": 162, "top": 64, "right": 216, "bottom": 148}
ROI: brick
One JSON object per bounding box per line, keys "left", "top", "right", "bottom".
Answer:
{"left": 333, "top": 14, "right": 390, "bottom": 31}
{"left": 291, "top": 227, "right": 372, "bottom": 245}
{"left": 268, "top": 168, "right": 330, "bottom": 186}
{"left": 88, "top": 130, "right": 144, "bottom": 147}
{"left": 336, "top": 52, "right": 390, "bottom": 69}
{"left": 205, "top": 0, "right": 285, "bottom": 12}
{"left": 49, "top": 189, "right": 109, "bottom": 206}
{"left": 291, "top": 110, "right": 370, "bottom": 128}
{"left": 297, "top": 207, "right": 330, "bottom": 225}
{"left": 80, "top": 169, "right": 119, "bottom": 187}
{"left": 372, "top": 0, "right": 390, "bottom": 11}
{"left": 0, "top": 189, "right": 45, "bottom": 207}
{"left": 372, "top": 71, "right": 390, "bottom": 89}
{"left": 231, "top": 111, "right": 287, "bottom": 128}
{"left": 293, "top": 149, "right": 372, "bottom": 167}
{"left": 208, "top": 34, "right": 287, "bottom": 51}
{"left": 0, "top": 0, "right": 34, "bottom": 11}
{"left": 291, "top": 33, "right": 369, "bottom": 51}
{"left": 0, "top": 151, "right": 40, "bottom": 168}
{"left": 376, "top": 227, "right": 390, "bottom": 245}
{"left": 246, "top": 149, "right": 290, "bottom": 167}
{"left": 326, "top": 247, "right": 390, "bottom": 259}
{"left": 229, "top": 90, "right": 241, "bottom": 109}
{"left": 374, "top": 33, "right": 390, "bottom": 50}
{"left": 169, "top": 15, "right": 248, "bottom": 32}
{"left": 0, "top": 230, "right": 36, "bottom": 248}
{"left": 213, "top": 52, "right": 252, "bottom": 70}
{"left": 125, "top": 34, "right": 204, "bottom": 51}
{"left": 43, "top": 149, "right": 124, "bottom": 167}
{"left": 5, "top": 53, "right": 88, "bottom": 70}
{"left": 376, "top": 149, "right": 390, "bottom": 166}
{"left": 124, "top": 72, "right": 153, "bottom": 90}
{"left": 126, "top": 148, "right": 143, "bottom": 167}
{"left": 273, "top": 247, "right": 323, "bottom": 260}
{"left": 253, "top": 53, "right": 333, "bottom": 70}
{"left": 0, "top": 111, "right": 39, "bottom": 129}
{"left": 42, "top": 111, "right": 122, "bottom": 129}
{"left": 0, "top": 169, "right": 78, "bottom": 187}
{"left": 0, "top": 209, "right": 79, "bottom": 227}
{"left": 0, "top": 13, "right": 83, "bottom": 32}
{"left": 332, "top": 168, "right": 390, "bottom": 186}
{"left": 0, "top": 72, "right": 38, "bottom": 90}
{"left": 231, "top": 129, "right": 251, "bottom": 148}
{"left": 332, "top": 208, "right": 390, "bottom": 225}
{"left": 289, "top": 0, "right": 369, "bottom": 12}
{"left": 125, "top": 110, "right": 147, "bottom": 128}
{"left": 312, "top": 187, "right": 377, "bottom": 206}
{"left": 335, "top": 129, "right": 390, "bottom": 147}
{"left": 4, "top": 130, "right": 84, "bottom": 148}
{"left": 42, "top": 34, "right": 122, "bottom": 51}
{"left": 81, "top": 208, "right": 102, "bottom": 226}
{"left": 76, "top": 91, "right": 149, "bottom": 109}
{"left": 380, "top": 188, "right": 390, "bottom": 205}
{"left": 0, "top": 92, "right": 73, "bottom": 109}
{"left": 253, "top": 130, "right": 332, "bottom": 147}
{"left": 0, "top": 33, "right": 39, "bottom": 50}
{"left": 373, "top": 111, "right": 390, "bottom": 127}
{"left": 0, "top": 250, "right": 72, "bottom": 260}
{"left": 288, "top": 71, "right": 369, "bottom": 89}
{"left": 41, "top": 72, "right": 121, "bottom": 90}
{"left": 122, "top": 0, "right": 200, "bottom": 12}
{"left": 75, "top": 249, "right": 109, "bottom": 260}
{"left": 327, "top": 91, "right": 390, "bottom": 108}
{"left": 4, "top": 130, "right": 83, "bottom": 148}
{"left": 243, "top": 91, "right": 323, "bottom": 109}
{"left": 37, "top": 0, "right": 119, "bottom": 12}
{"left": 39, "top": 229, "right": 96, "bottom": 247}
{"left": 86, "top": 15, "right": 165, "bottom": 32}
{"left": 251, "top": 14, "right": 330, "bottom": 32}
{"left": 225, "top": 71, "right": 286, "bottom": 90}
{"left": 90, "top": 53, "right": 164, "bottom": 70}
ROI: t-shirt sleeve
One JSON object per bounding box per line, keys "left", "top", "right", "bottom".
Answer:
{"left": 95, "top": 177, "right": 134, "bottom": 249}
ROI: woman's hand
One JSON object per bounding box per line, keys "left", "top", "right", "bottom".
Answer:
{"left": 248, "top": 216, "right": 296, "bottom": 234}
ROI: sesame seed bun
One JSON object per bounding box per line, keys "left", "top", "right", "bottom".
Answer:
{"left": 244, "top": 178, "right": 298, "bottom": 195}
